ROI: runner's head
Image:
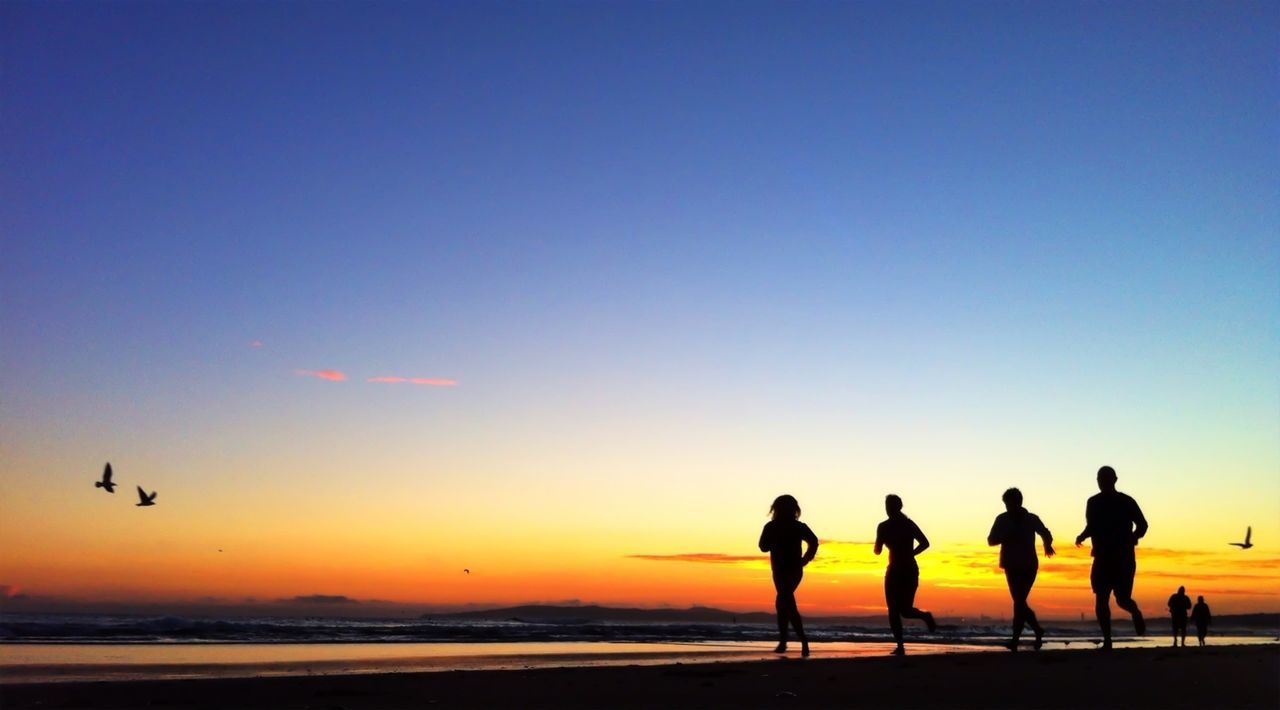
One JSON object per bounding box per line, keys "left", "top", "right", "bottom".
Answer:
{"left": 1002, "top": 487, "right": 1023, "bottom": 511}
{"left": 1096, "top": 465, "right": 1118, "bottom": 492}
{"left": 770, "top": 494, "right": 801, "bottom": 520}
{"left": 885, "top": 494, "right": 903, "bottom": 516}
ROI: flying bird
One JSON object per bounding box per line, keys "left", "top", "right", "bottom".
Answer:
{"left": 463, "top": 569, "right": 470, "bottom": 575}
{"left": 1229, "top": 526, "right": 1253, "bottom": 549}
{"left": 95, "top": 463, "right": 117, "bottom": 493}
{"left": 135, "top": 486, "right": 157, "bottom": 507}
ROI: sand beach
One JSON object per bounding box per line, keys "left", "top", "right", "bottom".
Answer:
{"left": 2, "top": 644, "right": 1276, "bottom": 709}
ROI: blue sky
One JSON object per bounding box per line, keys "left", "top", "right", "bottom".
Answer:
{"left": 2, "top": 1, "right": 1277, "bottom": 588}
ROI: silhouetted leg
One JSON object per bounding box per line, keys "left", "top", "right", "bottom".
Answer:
{"left": 781, "top": 568, "right": 808, "bottom": 654}
{"left": 1028, "top": 568, "right": 1043, "bottom": 636}
{"left": 1096, "top": 593, "right": 1112, "bottom": 647}
{"left": 776, "top": 591, "right": 793, "bottom": 648}
{"left": 898, "top": 606, "right": 936, "bottom": 637}
{"left": 1011, "top": 602, "right": 1031, "bottom": 647}
{"left": 774, "top": 591, "right": 791, "bottom": 651}
{"left": 1025, "top": 605, "right": 1041, "bottom": 633}
{"left": 1011, "top": 602, "right": 1025, "bottom": 647}
{"left": 1026, "top": 607, "right": 1044, "bottom": 649}
{"left": 899, "top": 607, "right": 931, "bottom": 622}
{"left": 1113, "top": 555, "right": 1144, "bottom": 635}
{"left": 772, "top": 568, "right": 807, "bottom": 654}
{"left": 1115, "top": 596, "right": 1143, "bottom": 635}
{"left": 789, "top": 602, "right": 810, "bottom": 657}
{"left": 886, "top": 572, "right": 905, "bottom": 653}
{"left": 1016, "top": 568, "right": 1043, "bottom": 647}
{"left": 893, "top": 568, "right": 936, "bottom": 633}
{"left": 783, "top": 570, "right": 803, "bottom": 642}
{"left": 1006, "top": 569, "right": 1031, "bottom": 648}
{"left": 888, "top": 607, "right": 904, "bottom": 650}
{"left": 1090, "top": 559, "right": 1113, "bottom": 648}
{"left": 772, "top": 568, "right": 798, "bottom": 652}
{"left": 778, "top": 588, "right": 808, "bottom": 654}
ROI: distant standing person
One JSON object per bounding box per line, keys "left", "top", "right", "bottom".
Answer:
{"left": 987, "top": 488, "right": 1054, "bottom": 651}
{"left": 1075, "top": 466, "right": 1148, "bottom": 649}
{"left": 1191, "top": 596, "right": 1211, "bottom": 647}
{"left": 758, "top": 494, "right": 818, "bottom": 657}
{"left": 1167, "top": 586, "right": 1191, "bottom": 647}
{"left": 875, "top": 494, "right": 937, "bottom": 655}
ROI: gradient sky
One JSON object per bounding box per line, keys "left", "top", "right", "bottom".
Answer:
{"left": 2, "top": 1, "right": 1277, "bottom": 618}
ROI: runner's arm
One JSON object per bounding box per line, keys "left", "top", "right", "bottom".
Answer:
{"left": 1075, "top": 499, "right": 1094, "bottom": 546}
{"left": 1036, "top": 516, "right": 1055, "bottom": 557}
{"left": 912, "top": 521, "right": 930, "bottom": 556}
{"left": 986, "top": 516, "right": 1004, "bottom": 547}
{"left": 801, "top": 524, "right": 818, "bottom": 566}
{"left": 1131, "top": 498, "right": 1148, "bottom": 544}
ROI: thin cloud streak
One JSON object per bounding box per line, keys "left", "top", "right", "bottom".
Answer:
{"left": 628, "top": 541, "right": 883, "bottom": 570}
{"left": 627, "top": 553, "right": 761, "bottom": 564}
{"left": 295, "top": 369, "right": 347, "bottom": 381}
{"left": 369, "top": 376, "right": 458, "bottom": 386}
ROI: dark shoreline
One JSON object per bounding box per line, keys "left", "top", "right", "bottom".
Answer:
{"left": 2, "top": 644, "right": 1277, "bottom": 709}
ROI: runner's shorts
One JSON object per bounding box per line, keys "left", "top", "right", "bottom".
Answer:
{"left": 1090, "top": 552, "right": 1136, "bottom": 598}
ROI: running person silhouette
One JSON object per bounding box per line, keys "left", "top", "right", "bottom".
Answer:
{"left": 758, "top": 494, "right": 818, "bottom": 656}
{"left": 1191, "top": 596, "right": 1211, "bottom": 647}
{"left": 987, "top": 487, "right": 1054, "bottom": 651}
{"left": 875, "top": 494, "right": 936, "bottom": 655}
{"left": 1075, "top": 466, "right": 1147, "bottom": 649}
{"left": 1168, "top": 586, "right": 1191, "bottom": 647}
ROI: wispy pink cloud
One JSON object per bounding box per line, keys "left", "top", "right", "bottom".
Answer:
{"left": 249, "top": 340, "right": 263, "bottom": 349}
{"left": 368, "top": 376, "right": 458, "bottom": 386}
{"left": 295, "top": 369, "right": 347, "bottom": 381}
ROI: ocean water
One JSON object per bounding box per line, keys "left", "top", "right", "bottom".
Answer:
{"left": 14, "top": 612, "right": 1272, "bottom": 645}
{"left": 1, "top": 613, "right": 1275, "bottom": 684}
{"left": 0, "top": 613, "right": 1044, "bottom": 644}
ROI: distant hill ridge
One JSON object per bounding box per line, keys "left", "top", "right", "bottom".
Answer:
{"left": 431, "top": 604, "right": 777, "bottom": 624}
{"left": 433, "top": 604, "right": 950, "bottom": 626}
{"left": 428, "top": 605, "right": 1280, "bottom": 629}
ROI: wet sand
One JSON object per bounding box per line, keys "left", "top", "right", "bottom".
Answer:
{"left": 2, "top": 644, "right": 1276, "bottom": 708}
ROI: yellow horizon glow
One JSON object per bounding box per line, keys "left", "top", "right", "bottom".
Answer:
{"left": 3, "top": 437, "right": 1276, "bottom": 618}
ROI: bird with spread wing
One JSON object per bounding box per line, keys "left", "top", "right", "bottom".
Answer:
{"left": 95, "top": 463, "right": 117, "bottom": 493}
{"left": 1228, "top": 526, "right": 1253, "bottom": 549}
{"left": 135, "top": 486, "right": 158, "bottom": 507}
